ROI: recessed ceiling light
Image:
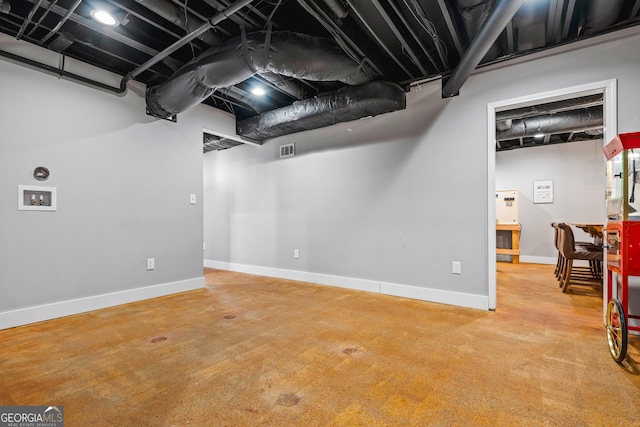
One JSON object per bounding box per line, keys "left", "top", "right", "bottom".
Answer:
{"left": 90, "top": 9, "right": 119, "bottom": 26}
{"left": 251, "top": 87, "right": 266, "bottom": 96}
{"left": 534, "top": 133, "right": 545, "bottom": 138}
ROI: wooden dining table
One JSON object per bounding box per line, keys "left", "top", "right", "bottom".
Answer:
{"left": 568, "top": 223, "right": 604, "bottom": 244}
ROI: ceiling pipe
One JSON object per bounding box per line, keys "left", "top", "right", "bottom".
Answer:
{"left": 134, "top": 0, "right": 221, "bottom": 46}
{"left": 16, "top": 0, "right": 45, "bottom": 39}
{"left": 345, "top": 0, "right": 417, "bottom": 78}
{"left": 123, "top": 0, "right": 256, "bottom": 85}
{"left": 496, "top": 106, "right": 603, "bottom": 141}
{"left": 368, "top": 0, "right": 428, "bottom": 75}
{"left": 442, "top": 0, "right": 525, "bottom": 97}
{"left": 296, "top": 0, "right": 381, "bottom": 77}
{"left": 0, "top": 49, "right": 126, "bottom": 94}
{"left": 26, "top": 0, "right": 60, "bottom": 38}
{"left": 38, "top": 0, "right": 82, "bottom": 45}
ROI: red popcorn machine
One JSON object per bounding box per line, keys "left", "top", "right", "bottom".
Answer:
{"left": 603, "top": 132, "right": 640, "bottom": 363}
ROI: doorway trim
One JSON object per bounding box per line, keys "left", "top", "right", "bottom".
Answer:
{"left": 486, "top": 79, "right": 618, "bottom": 310}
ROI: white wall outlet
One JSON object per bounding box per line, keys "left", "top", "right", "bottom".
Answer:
{"left": 147, "top": 258, "right": 155, "bottom": 270}
{"left": 294, "top": 249, "right": 299, "bottom": 259}
{"left": 203, "top": 242, "right": 206, "bottom": 251}
{"left": 190, "top": 194, "right": 197, "bottom": 204}
{"left": 452, "top": 261, "right": 461, "bottom": 275}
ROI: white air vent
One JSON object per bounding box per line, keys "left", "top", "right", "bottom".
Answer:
{"left": 280, "top": 143, "right": 295, "bottom": 158}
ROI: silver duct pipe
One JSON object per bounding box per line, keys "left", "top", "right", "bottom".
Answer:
{"left": 322, "top": 0, "right": 348, "bottom": 19}
{"left": 236, "top": 81, "right": 405, "bottom": 141}
{"left": 443, "top": 0, "right": 525, "bottom": 97}
{"left": 582, "top": 0, "right": 624, "bottom": 35}
{"left": 203, "top": 135, "right": 243, "bottom": 152}
{"left": 496, "top": 106, "right": 603, "bottom": 141}
{"left": 134, "top": 0, "right": 308, "bottom": 101}
{"left": 146, "top": 31, "right": 371, "bottom": 119}
{"left": 125, "top": 0, "right": 256, "bottom": 82}
{"left": 511, "top": 1, "right": 548, "bottom": 50}
{"left": 258, "top": 72, "right": 307, "bottom": 100}
{"left": 496, "top": 94, "right": 603, "bottom": 121}
{"left": 0, "top": 0, "right": 11, "bottom": 14}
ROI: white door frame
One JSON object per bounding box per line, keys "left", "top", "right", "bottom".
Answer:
{"left": 486, "top": 79, "right": 618, "bottom": 310}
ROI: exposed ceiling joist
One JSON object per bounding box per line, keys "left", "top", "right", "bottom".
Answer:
{"left": 1, "top": 0, "right": 638, "bottom": 151}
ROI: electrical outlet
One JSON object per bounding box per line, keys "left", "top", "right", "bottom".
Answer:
{"left": 294, "top": 249, "right": 299, "bottom": 259}
{"left": 452, "top": 261, "right": 461, "bottom": 275}
{"left": 190, "top": 194, "right": 197, "bottom": 204}
{"left": 203, "top": 242, "right": 206, "bottom": 251}
{"left": 147, "top": 258, "right": 155, "bottom": 270}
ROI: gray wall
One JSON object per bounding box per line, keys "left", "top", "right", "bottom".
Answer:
{"left": 496, "top": 140, "right": 606, "bottom": 263}
{"left": 203, "top": 26, "right": 640, "bottom": 309}
{"left": 0, "top": 36, "right": 235, "bottom": 328}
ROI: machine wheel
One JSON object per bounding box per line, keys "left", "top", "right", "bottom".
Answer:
{"left": 606, "top": 298, "right": 628, "bottom": 363}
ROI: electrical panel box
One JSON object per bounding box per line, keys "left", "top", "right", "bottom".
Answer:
{"left": 496, "top": 190, "right": 519, "bottom": 224}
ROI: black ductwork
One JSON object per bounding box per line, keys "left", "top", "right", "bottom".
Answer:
{"left": 236, "top": 81, "right": 405, "bottom": 141}
{"left": 582, "top": 0, "right": 624, "bottom": 35}
{"left": 146, "top": 31, "right": 371, "bottom": 119}
{"left": 496, "top": 106, "right": 603, "bottom": 141}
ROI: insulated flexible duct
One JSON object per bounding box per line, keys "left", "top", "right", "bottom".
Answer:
{"left": 236, "top": 81, "right": 405, "bottom": 141}
{"left": 582, "top": 0, "right": 624, "bottom": 35}
{"left": 496, "top": 106, "right": 603, "bottom": 141}
{"left": 146, "top": 31, "right": 371, "bottom": 119}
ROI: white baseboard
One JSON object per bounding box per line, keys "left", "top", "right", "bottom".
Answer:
{"left": 0, "top": 277, "right": 205, "bottom": 330}
{"left": 519, "top": 256, "right": 556, "bottom": 265}
{"left": 205, "top": 259, "right": 489, "bottom": 310}
{"left": 381, "top": 281, "right": 489, "bottom": 310}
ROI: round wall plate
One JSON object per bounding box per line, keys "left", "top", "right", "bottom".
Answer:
{"left": 34, "top": 166, "right": 50, "bottom": 181}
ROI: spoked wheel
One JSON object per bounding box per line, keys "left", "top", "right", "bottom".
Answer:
{"left": 606, "top": 298, "right": 628, "bottom": 363}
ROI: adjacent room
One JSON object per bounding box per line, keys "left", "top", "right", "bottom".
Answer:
{"left": 1, "top": 0, "right": 640, "bottom": 425}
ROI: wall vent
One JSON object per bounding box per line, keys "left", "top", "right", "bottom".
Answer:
{"left": 280, "top": 143, "right": 295, "bottom": 158}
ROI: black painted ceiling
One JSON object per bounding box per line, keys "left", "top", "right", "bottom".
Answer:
{"left": 1, "top": 0, "right": 638, "bottom": 148}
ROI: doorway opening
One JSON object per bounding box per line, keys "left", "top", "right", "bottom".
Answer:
{"left": 486, "top": 79, "right": 618, "bottom": 310}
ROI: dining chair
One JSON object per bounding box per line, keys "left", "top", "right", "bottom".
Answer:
{"left": 557, "top": 223, "right": 603, "bottom": 293}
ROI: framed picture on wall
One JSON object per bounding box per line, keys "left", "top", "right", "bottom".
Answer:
{"left": 533, "top": 180, "right": 554, "bottom": 204}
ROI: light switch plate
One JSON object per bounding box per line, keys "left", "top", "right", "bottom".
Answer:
{"left": 452, "top": 261, "right": 461, "bottom": 275}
